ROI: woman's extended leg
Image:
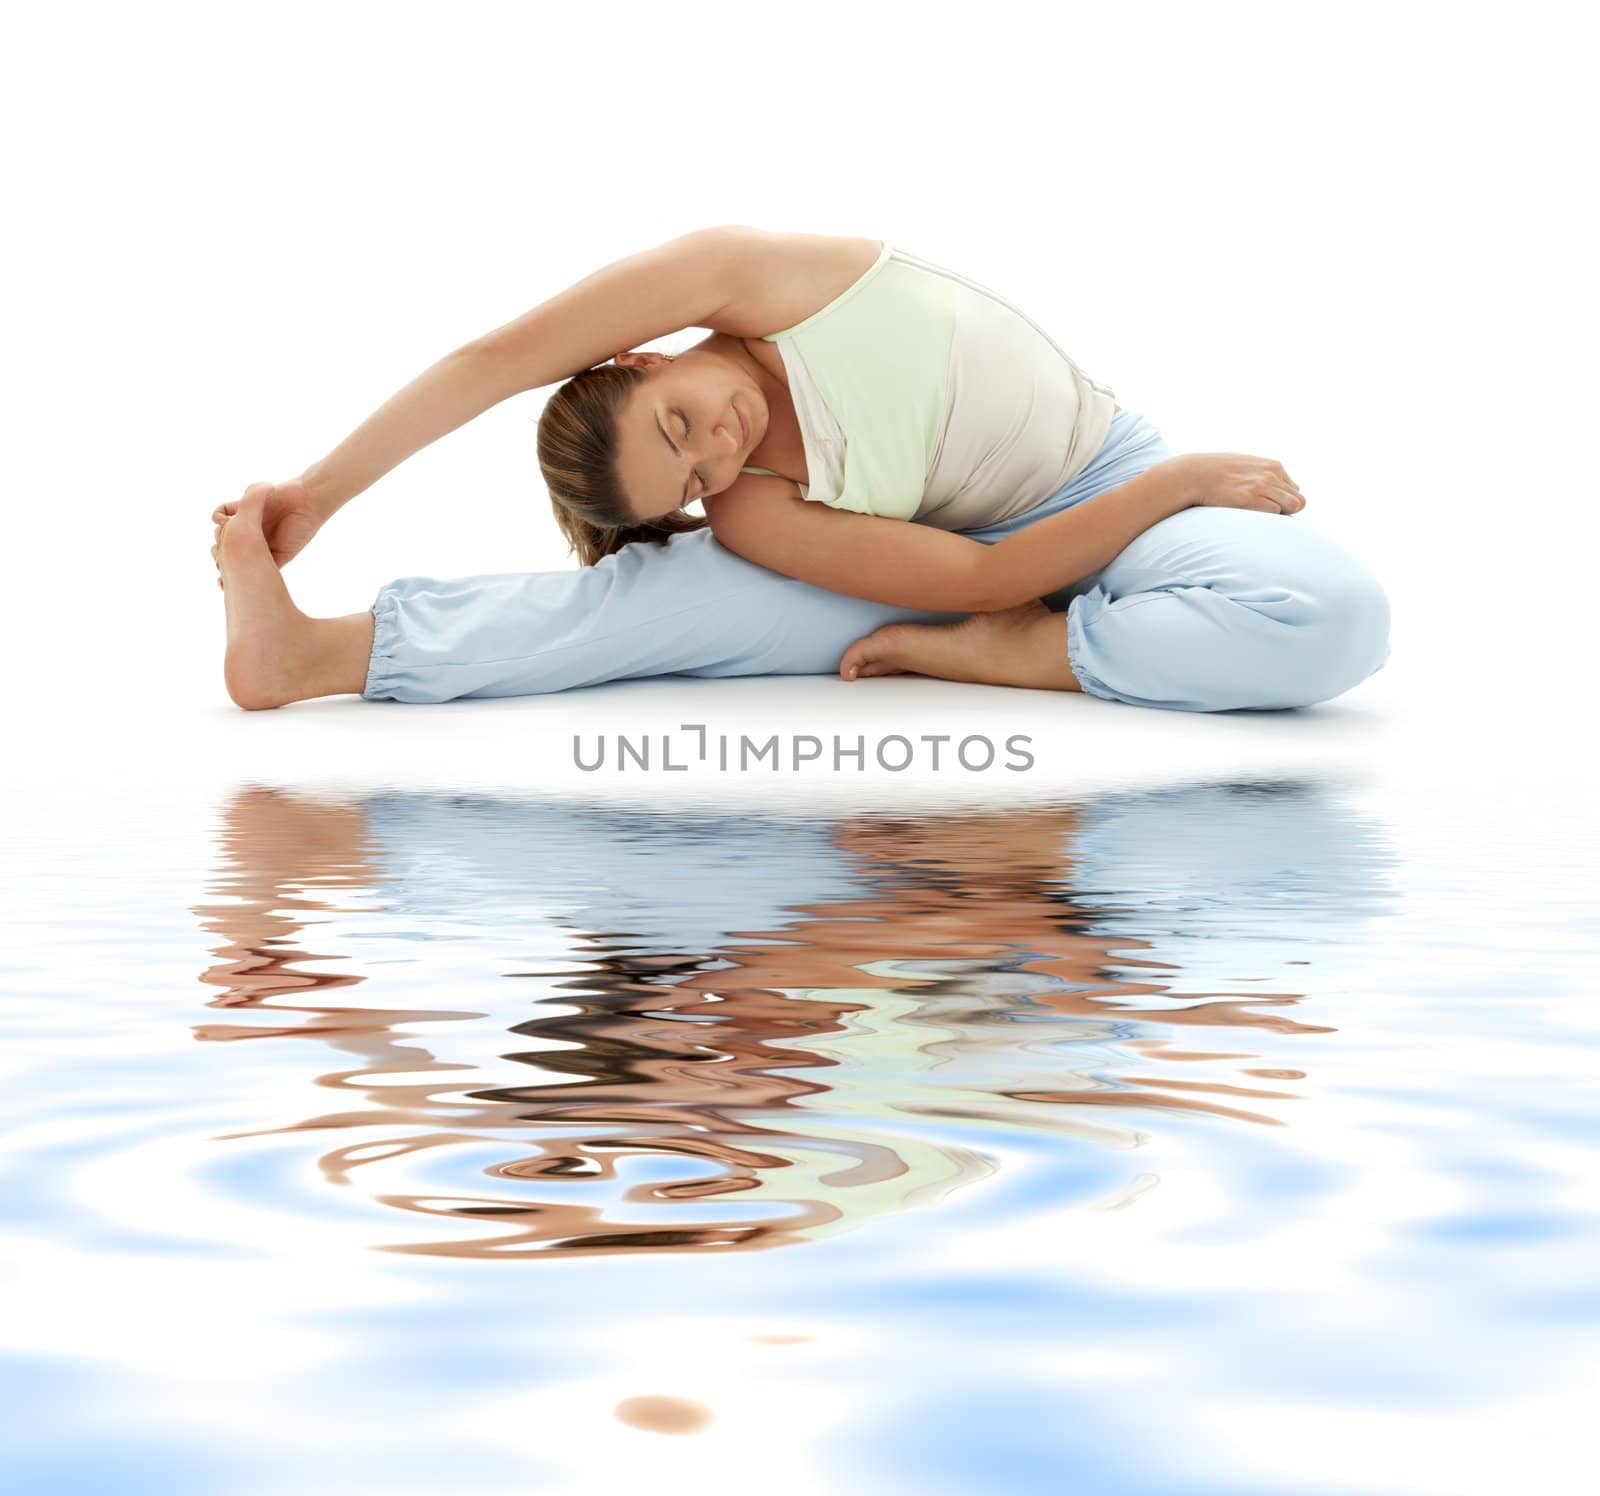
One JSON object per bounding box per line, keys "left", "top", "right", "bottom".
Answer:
{"left": 358, "top": 533, "right": 972, "bottom": 703}
{"left": 217, "top": 474, "right": 972, "bottom": 708}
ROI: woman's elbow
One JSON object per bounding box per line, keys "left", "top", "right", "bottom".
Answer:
{"left": 958, "top": 557, "right": 1018, "bottom": 613}
{"left": 964, "top": 593, "right": 1027, "bottom": 613}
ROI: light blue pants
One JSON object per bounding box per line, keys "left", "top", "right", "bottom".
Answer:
{"left": 362, "top": 409, "right": 1391, "bottom": 711}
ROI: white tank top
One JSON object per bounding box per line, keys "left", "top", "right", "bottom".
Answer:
{"left": 741, "top": 242, "right": 1118, "bottom": 529}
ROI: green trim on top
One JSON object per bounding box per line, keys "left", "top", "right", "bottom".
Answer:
{"left": 761, "top": 242, "right": 893, "bottom": 342}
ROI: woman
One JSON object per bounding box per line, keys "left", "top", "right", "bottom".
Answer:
{"left": 212, "top": 226, "right": 1389, "bottom": 710}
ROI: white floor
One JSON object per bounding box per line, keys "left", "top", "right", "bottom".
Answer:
{"left": 24, "top": 583, "right": 1586, "bottom": 817}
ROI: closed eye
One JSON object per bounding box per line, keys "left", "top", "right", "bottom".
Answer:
{"left": 679, "top": 409, "right": 703, "bottom": 498}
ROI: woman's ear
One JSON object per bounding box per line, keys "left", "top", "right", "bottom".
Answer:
{"left": 613, "top": 350, "right": 673, "bottom": 369}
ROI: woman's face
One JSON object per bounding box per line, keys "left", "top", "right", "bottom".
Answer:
{"left": 612, "top": 346, "right": 769, "bottom": 522}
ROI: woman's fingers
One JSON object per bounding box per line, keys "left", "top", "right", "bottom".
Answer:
{"left": 214, "top": 482, "right": 272, "bottom": 523}
{"left": 1262, "top": 460, "right": 1303, "bottom": 510}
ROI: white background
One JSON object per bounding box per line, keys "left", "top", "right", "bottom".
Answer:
{"left": 4, "top": 10, "right": 1599, "bottom": 1493}
{"left": 2, "top": 0, "right": 1594, "bottom": 723}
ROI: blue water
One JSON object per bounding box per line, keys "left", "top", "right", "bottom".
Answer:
{"left": 4, "top": 774, "right": 1597, "bottom": 1495}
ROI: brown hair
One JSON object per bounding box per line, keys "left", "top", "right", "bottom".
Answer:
{"left": 537, "top": 360, "right": 711, "bottom": 567}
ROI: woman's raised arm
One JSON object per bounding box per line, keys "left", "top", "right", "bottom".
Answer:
{"left": 296, "top": 341, "right": 526, "bottom": 521}
{"left": 295, "top": 226, "right": 747, "bottom": 521}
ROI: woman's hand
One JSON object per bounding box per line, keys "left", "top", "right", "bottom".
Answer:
{"left": 1150, "top": 453, "right": 1306, "bottom": 514}
{"left": 211, "top": 477, "right": 327, "bottom": 581}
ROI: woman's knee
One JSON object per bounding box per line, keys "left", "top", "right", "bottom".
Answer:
{"left": 1076, "top": 509, "right": 1392, "bottom": 708}
{"left": 1200, "top": 522, "right": 1392, "bottom": 700}
{"left": 1301, "top": 561, "right": 1392, "bottom": 701}
{"left": 1072, "top": 569, "right": 1391, "bottom": 711}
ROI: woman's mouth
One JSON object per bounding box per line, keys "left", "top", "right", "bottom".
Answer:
{"left": 736, "top": 405, "right": 749, "bottom": 447}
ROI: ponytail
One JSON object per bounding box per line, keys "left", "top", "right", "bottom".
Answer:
{"left": 552, "top": 504, "right": 707, "bottom": 568}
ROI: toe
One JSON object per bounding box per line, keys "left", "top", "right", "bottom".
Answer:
{"left": 840, "top": 626, "right": 901, "bottom": 680}
{"left": 841, "top": 641, "right": 908, "bottom": 680}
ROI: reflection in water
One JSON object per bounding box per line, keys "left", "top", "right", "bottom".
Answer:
{"left": 192, "top": 781, "right": 1394, "bottom": 1259}
{"left": 612, "top": 1395, "right": 716, "bottom": 1435}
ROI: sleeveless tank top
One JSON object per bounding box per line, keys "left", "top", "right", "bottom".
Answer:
{"left": 739, "top": 241, "right": 1118, "bottom": 529}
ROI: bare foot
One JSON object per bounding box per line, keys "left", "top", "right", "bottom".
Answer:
{"left": 839, "top": 599, "right": 1082, "bottom": 692}
{"left": 216, "top": 487, "right": 322, "bottom": 710}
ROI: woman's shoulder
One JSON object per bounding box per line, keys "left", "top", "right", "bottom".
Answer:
{"left": 707, "top": 231, "right": 886, "bottom": 340}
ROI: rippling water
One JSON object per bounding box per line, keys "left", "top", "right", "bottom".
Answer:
{"left": 4, "top": 773, "right": 1597, "bottom": 1494}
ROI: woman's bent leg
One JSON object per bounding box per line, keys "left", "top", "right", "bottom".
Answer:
{"left": 1063, "top": 506, "right": 1392, "bottom": 711}
{"left": 846, "top": 408, "right": 1390, "bottom": 711}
